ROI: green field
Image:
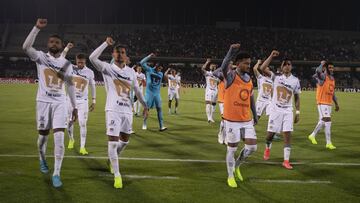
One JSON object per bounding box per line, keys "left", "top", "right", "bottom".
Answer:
{"left": 0, "top": 84, "right": 360, "bottom": 203}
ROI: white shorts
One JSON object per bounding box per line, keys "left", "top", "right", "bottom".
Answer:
{"left": 68, "top": 101, "right": 88, "bottom": 125}
{"left": 267, "top": 110, "right": 293, "bottom": 133}
{"left": 219, "top": 102, "right": 224, "bottom": 115}
{"left": 36, "top": 101, "right": 68, "bottom": 130}
{"left": 205, "top": 90, "right": 218, "bottom": 103}
{"left": 168, "top": 89, "right": 179, "bottom": 100}
{"left": 318, "top": 104, "right": 332, "bottom": 120}
{"left": 256, "top": 100, "right": 271, "bottom": 116}
{"left": 106, "top": 111, "right": 133, "bottom": 136}
{"left": 224, "top": 120, "right": 257, "bottom": 144}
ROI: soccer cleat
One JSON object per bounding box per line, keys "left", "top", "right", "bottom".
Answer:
{"left": 130, "top": 130, "right": 135, "bottom": 134}
{"left": 234, "top": 167, "right": 244, "bottom": 181}
{"left": 79, "top": 147, "right": 88, "bottom": 155}
{"left": 114, "top": 176, "right": 123, "bottom": 189}
{"left": 159, "top": 126, "right": 168, "bottom": 131}
{"left": 208, "top": 119, "right": 215, "bottom": 123}
{"left": 68, "top": 139, "right": 74, "bottom": 149}
{"left": 107, "top": 159, "right": 114, "bottom": 174}
{"left": 326, "top": 143, "right": 336, "bottom": 150}
{"left": 142, "top": 124, "right": 147, "bottom": 130}
{"left": 282, "top": 160, "right": 293, "bottom": 170}
{"left": 263, "top": 148, "right": 270, "bottom": 160}
{"left": 227, "top": 177, "right": 238, "bottom": 188}
{"left": 134, "top": 113, "right": 138, "bottom": 117}
{"left": 308, "top": 135, "right": 318, "bottom": 145}
{"left": 39, "top": 160, "right": 49, "bottom": 174}
{"left": 52, "top": 175, "right": 63, "bottom": 188}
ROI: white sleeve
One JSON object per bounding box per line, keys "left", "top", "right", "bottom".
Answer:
{"left": 22, "top": 26, "right": 41, "bottom": 62}
{"left": 89, "top": 42, "right": 110, "bottom": 73}
{"left": 294, "top": 79, "right": 301, "bottom": 94}
{"left": 64, "top": 64, "right": 77, "bottom": 109}
{"left": 89, "top": 71, "right": 96, "bottom": 101}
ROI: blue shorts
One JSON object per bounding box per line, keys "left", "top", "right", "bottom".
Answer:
{"left": 145, "top": 91, "right": 162, "bottom": 109}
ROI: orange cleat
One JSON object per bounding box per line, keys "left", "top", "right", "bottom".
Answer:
{"left": 282, "top": 160, "right": 293, "bottom": 170}
{"left": 263, "top": 148, "right": 270, "bottom": 160}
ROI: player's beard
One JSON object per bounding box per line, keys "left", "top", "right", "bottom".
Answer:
{"left": 49, "top": 46, "right": 60, "bottom": 55}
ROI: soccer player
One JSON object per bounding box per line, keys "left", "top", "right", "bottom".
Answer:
{"left": 164, "top": 68, "right": 180, "bottom": 114}
{"left": 253, "top": 59, "right": 273, "bottom": 120}
{"left": 308, "top": 61, "right": 339, "bottom": 149}
{"left": 62, "top": 47, "right": 96, "bottom": 155}
{"left": 89, "top": 37, "right": 148, "bottom": 189}
{"left": 201, "top": 59, "right": 219, "bottom": 123}
{"left": 22, "top": 18, "right": 78, "bottom": 188}
{"left": 213, "top": 67, "right": 225, "bottom": 144}
{"left": 220, "top": 44, "right": 258, "bottom": 188}
{"left": 260, "top": 50, "right": 301, "bottom": 170}
{"left": 134, "top": 65, "right": 146, "bottom": 116}
{"left": 140, "top": 53, "right": 167, "bottom": 131}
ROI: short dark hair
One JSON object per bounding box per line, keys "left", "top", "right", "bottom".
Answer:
{"left": 76, "top": 53, "right": 87, "bottom": 60}
{"left": 113, "top": 44, "right": 127, "bottom": 51}
{"left": 325, "top": 61, "right": 334, "bottom": 67}
{"left": 235, "top": 52, "right": 251, "bottom": 62}
{"left": 49, "top": 34, "right": 62, "bottom": 41}
{"left": 282, "top": 58, "right": 292, "bottom": 63}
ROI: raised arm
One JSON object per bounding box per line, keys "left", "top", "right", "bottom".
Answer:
{"left": 253, "top": 59, "right": 262, "bottom": 78}
{"left": 61, "top": 42, "right": 74, "bottom": 58}
{"left": 164, "top": 68, "right": 171, "bottom": 81}
{"left": 260, "top": 50, "right": 279, "bottom": 78}
{"left": 22, "top": 19, "right": 47, "bottom": 61}
{"left": 315, "top": 61, "right": 326, "bottom": 85}
{"left": 89, "top": 37, "right": 114, "bottom": 72}
{"left": 201, "top": 58, "right": 211, "bottom": 75}
{"left": 220, "top": 44, "right": 240, "bottom": 80}
{"left": 140, "top": 53, "right": 155, "bottom": 72}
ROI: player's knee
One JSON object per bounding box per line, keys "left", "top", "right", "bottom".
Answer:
{"left": 108, "top": 135, "right": 119, "bottom": 141}
{"left": 284, "top": 143, "right": 291, "bottom": 148}
{"left": 79, "top": 120, "right": 87, "bottom": 128}
{"left": 53, "top": 128, "right": 65, "bottom": 133}
{"left": 245, "top": 144, "right": 257, "bottom": 153}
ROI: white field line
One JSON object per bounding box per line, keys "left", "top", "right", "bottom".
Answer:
{"left": 250, "top": 179, "right": 332, "bottom": 184}
{"left": 0, "top": 154, "right": 360, "bottom": 166}
{"left": 98, "top": 173, "right": 179, "bottom": 180}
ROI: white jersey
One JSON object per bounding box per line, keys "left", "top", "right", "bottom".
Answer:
{"left": 32, "top": 51, "right": 73, "bottom": 103}
{"left": 168, "top": 74, "right": 178, "bottom": 91}
{"left": 70, "top": 66, "right": 95, "bottom": 104}
{"left": 136, "top": 72, "right": 146, "bottom": 89}
{"left": 257, "top": 74, "right": 273, "bottom": 102}
{"left": 271, "top": 73, "right": 301, "bottom": 112}
{"left": 102, "top": 63, "right": 138, "bottom": 114}
{"left": 205, "top": 71, "right": 218, "bottom": 92}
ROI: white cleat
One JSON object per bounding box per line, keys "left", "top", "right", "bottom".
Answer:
{"left": 142, "top": 124, "right": 147, "bottom": 130}
{"left": 208, "top": 119, "right": 215, "bottom": 123}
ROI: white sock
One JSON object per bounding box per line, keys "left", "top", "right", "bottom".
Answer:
{"left": 284, "top": 146, "right": 291, "bottom": 161}
{"left": 117, "top": 140, "right": 129, "bottom": 155}
{"left": 311, "top": 120, "right": 324, "bottom": 137}
{"left": 226, "top": 146, "right": 237, "bottom": 178}
{"left": 206, "top": 104, "right": 211, "bottom": 120}
{"left": 324, "top": 122, "right": 332, "bottom": 144}
{"left": 80, "top": 121, "right": 87, "bottom": 148}
{"left": 37, "top": 135, "right": 48, "bottom": 161}
{"left": 68, "top": 122, "right": 74, "bottom": 140}
{"left": 212, "top": 104, "right": 216, "bottom": 116}
{"left": 108, "top": 141, "right": 120, "bottom": 177}
{"left": 236, "top": 144, "right": 257, "bottom": 167}
{"left": 53, "top": 131, "right": 65, "bottom": 176}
